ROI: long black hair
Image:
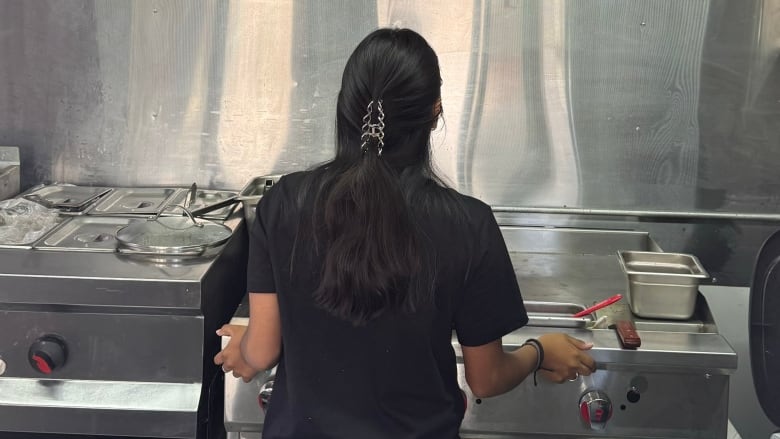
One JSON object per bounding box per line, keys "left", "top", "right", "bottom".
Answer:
{"left": 299, "top": 28, "right": 456, "bottom": 325}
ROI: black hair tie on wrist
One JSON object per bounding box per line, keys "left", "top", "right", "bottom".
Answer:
{"left": 521, "top": 338, "right": 545, "bottom": 386}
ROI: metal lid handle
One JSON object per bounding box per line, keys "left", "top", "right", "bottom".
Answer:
{"left": 152, "top": 205, "right": 203, "bottom": 228}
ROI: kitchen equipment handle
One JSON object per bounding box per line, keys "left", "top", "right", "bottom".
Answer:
{"left": 614, "top": 320, "right": 641, "bottom": 349}
{"left": 152, "top": 204, "right": 203, "bottom": 227}
{"left": 185, "top": 183, "right": 197, "bottom": 209}
{"left": 572, "top": 294, "right": 622, "bottom": 318}
{"left": 189, "top": 196, "right": 239, "bottom": 217}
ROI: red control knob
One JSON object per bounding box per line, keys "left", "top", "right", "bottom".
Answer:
{"left": 28, "top": 335, "right": 68, "bottom": 374}
{"left": 258, "top": 378, "right": 274, "bottom": 412}
{"left": 579, "top": 390, "right": 612, "bottom": 430}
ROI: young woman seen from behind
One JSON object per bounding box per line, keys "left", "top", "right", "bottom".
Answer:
{"left": 215, "top": 28, "right": 595, "bottom": 439}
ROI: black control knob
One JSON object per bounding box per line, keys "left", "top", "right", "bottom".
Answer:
{"left": 28, "top": 335, "right": 68, "bottom": 374}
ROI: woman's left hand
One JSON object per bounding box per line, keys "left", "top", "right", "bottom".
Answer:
{"left": 214, "top": 324, "right": 258, "bottom": 382}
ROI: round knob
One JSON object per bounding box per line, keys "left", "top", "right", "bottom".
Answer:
{"left": 626, "top": 387, "right": 641, "bottom": 403}
{"left": 28, "top": 335, "right": 68, "bottom": 374}
{"left": 258, "top": 376, "right": 275, "bottom": 412}
{"left": 579, "top": 390, "right": 612, "bottom": 430}
{"left": 0, "top": 357, "right": 6, "bottom": 376}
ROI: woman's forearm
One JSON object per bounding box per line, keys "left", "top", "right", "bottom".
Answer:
{"left": 486, "top": 344, "right": 538, "bottom": 397}
{"left": 240, "top": 327, "right": 280, "bottom": 371}
{"left": 468, "top": 344, "right": 538, "bottom": 398}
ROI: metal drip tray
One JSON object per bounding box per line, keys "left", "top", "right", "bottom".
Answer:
{"left": 34, "top": 216, "right": 143, "bottom": 252}
{"left": 524, "top": 301, "right": 592, "bottom": 328}
{"left": 88, "top": 187, "right": 177, "bottom": 215}
{"left": 632, "top": 319, "right": 712, "bottom": 333}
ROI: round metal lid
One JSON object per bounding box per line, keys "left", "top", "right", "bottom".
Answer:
{"left": 750, "top": 230, "right": 780, "bottom": 427}
{"left": 115, "top": 215, "right": 232, "bottom": 255}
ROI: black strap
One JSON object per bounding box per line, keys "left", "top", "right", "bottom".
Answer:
{"left": 522, "top": 338, "right": 545, "bottom": 386}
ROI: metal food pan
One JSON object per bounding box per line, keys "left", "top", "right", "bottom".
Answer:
{"left": 0, "top": 196, "right": 64, "bottom": 248}
{"left": 524, "top": 301, "right": 592, "bottom": 328}
{"left": 617, "top": 251, "right": 709, "bottom": 320}
{"left": 33, "top": 216, "right": 142, "bottom": 252}
{"left": 88, "top": 187, "right": 178, "bottom": 215}
{"left": 23, "top": 185, "right": 112, "bottom": 211}
{"left": 0, "top": 218, "right": 64, "bottom": 249}
{"left": 238, "top": 175, "right": 283, "bottom": 223}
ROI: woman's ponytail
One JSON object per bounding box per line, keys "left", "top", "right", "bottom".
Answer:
{"left": 313, "top": 139, "right": 422, "bottom": 325}
{"left": 300, "top": 28, "right": 446, "bottom": 325}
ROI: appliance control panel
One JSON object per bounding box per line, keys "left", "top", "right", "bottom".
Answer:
{"left": 0, "top": 310, "right": 203, "bottom": 381}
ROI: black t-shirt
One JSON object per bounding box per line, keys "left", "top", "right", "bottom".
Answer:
{"left": 247, "top": 172, "right": 528, "bottom": 439}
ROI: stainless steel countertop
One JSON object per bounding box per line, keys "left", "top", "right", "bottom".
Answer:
{"left": 0, "top": 213, "right": 246, "bottom": 309}
{"left": 228, "top": 227, "right": 735, "bottom": 369}
{"left": 0, "top": 213, "right": 243, "bottom": 279}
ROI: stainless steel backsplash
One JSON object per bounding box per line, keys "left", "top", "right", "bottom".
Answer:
{"left": 0, "top": 0, "right": 778, "bottom": 282}
{"left": 0, "top": 0, "right": 776, "bottom": 209}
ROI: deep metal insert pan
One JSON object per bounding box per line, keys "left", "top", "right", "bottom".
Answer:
{"left": 618, "top": 251, "right": 709, "bottom": 320}
{"left": 238, "top": 175, "right": 283, "bottom": 223}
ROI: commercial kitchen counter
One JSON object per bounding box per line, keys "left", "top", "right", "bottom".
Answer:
{"left": 0, "top": 213, "right": 248, "bottom": 438}
{"left": 223, "top": 226, "right": 737, "bottom": 438}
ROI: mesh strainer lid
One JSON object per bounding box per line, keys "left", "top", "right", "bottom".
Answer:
{"left": 115, "top": 216, "right": 232, "bottom": 254}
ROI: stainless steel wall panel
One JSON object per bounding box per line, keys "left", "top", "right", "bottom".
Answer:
{"left": 458, "top": 1, "right": 582, "bottom": 206}
{"left": 0, "top": 0, "right": 776, "bottom": 213}
{"left": 698, "top": 0, "right": 780, "bottom": 214}
{"left": 566, "top": 1, "right": 708, "bottom": 210}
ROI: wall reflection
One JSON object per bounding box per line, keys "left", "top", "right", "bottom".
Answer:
{"left": 0, "top": 0, "right": 777, "bottom": 214}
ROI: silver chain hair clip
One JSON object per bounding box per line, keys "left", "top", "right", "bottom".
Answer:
{"left": 360, "top": 100, "right": 385, "bottom": 156}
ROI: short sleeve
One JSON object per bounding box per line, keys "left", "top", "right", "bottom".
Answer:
{"left": 454, "top": 208, "right": 528, "bottom": 347}
{"left": 246, "top": 185, "right": 278, "bottom": 294}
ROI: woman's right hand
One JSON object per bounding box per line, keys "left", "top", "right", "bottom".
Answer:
{"left": 537, "top": 333, "right": 596, "bottom": 383}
